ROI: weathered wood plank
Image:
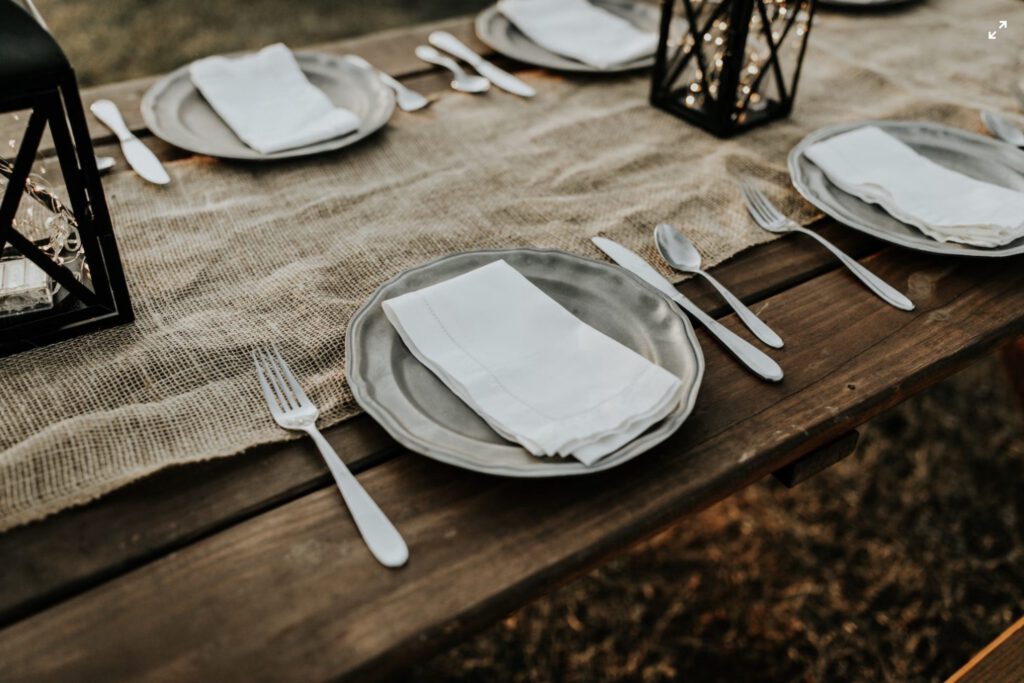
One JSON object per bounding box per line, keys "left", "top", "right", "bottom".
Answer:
{"left": 0, "top": 416, "right": 396, "bottom": 624}
{"left": 947, "top": 617, "right": 1024, "bottom": 683}
{"left": 0, "top": 220, "right": 879, "bottom": 626}
{"left": 2, "top": 245, "right": 1020, "bottom": 682}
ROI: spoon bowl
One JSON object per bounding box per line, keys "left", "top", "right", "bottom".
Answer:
{"left": 654, "top": 223, "right": 703, "bottom": 272}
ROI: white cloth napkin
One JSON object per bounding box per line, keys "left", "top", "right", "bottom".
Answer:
{"left": 189, "top": 43, "right": 361, "bottom": 155}
{"left": 382, "top": 260, "right": 683, "bottom": 465}
{"left": 804, "top": 126, "right": 1024, "bottom": 248}
{"left": 497, "top": 0, "right": 658, "bottom": 69}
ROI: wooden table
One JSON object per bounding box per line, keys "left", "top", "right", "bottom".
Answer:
{"left": 2, "top": 16, "right": 1023, "bottom": 683}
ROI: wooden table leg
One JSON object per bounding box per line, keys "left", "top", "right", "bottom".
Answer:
{"left": 1001, "top": 336, "right": 1024, "bottom": 416}
{"left": 772, "top": 430, "right": 860, "bottom": 488}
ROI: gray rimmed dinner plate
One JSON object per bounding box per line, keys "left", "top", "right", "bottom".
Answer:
{"left": 789, "top": 120, "right": 1024, "bottom": 257}
{"left": 141, "top": 52, "right": 395, "bottom": 161}
{"left": 346, "top": 248, "right": 704, "bottom": 477}
{"left": 475, "top": 0, "right": 660, "bottom": 73}
{"left": 818, "top": 0, "right": 920, "bottom": 8}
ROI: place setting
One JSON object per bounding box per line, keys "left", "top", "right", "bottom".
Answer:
{"left": 140, "top": 44, "right": 398, "bottom": 162}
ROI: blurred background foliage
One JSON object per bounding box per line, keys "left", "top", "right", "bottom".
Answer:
{"left": 35, "top": 0, "right": 490, "bottom": 86}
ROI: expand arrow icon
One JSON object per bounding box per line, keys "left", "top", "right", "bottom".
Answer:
{"left": 999, "top": 20, "right": 1008, "bottom": 28}
{"left": 989, "top": 30, "right": 997, "bottom": 39}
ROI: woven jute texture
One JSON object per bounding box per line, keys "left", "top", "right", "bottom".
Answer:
{"left": 0, "top": 0, "right": 1016, "bottom": 530}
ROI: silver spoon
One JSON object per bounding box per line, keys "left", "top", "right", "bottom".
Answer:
{"left": 346, "top": 55, "right": 430, "bottom": 112}
{"left": 655, "top": 223, "right": 784, "bottom": 349}
{"left": 414, "top": 45, "right": 490, "bottom": 94}
{"left": 981, "top": 110, "right": 1024, "bottom": 148}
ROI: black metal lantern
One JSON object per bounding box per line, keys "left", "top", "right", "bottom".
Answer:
{"left": 0, "top": 0, "right": 133, "bottom": 356}
{"left": 651, "top": 0, "right": 816, "bottom": 137}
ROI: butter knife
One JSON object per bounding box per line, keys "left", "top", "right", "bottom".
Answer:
{"left": 592, "top": 237, "right": 784, "bottom": 383}
{"left": 428, "top": 31, "right": 536, "bottom": 98}
{"left": 90, "top": 99, "right": 170, "bottom": 185}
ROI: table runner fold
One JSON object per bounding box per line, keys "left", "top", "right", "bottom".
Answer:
{"left": 0, "top": 0, "right": 1014, "bottom": 531}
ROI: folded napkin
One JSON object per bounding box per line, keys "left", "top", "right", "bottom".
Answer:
{"left": 382, "top": 260, "right": 683, "bottom": 465}
{"left": 189, "top": 43, "right": 361, "bottom": 155}
{"left": 497, "top": 0, "right": 658, "bottom": 69}
{"left": 804, "top": 126, "right": 1024, "bottom": 248}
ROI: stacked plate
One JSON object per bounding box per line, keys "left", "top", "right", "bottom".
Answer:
{"left": 790, "top": 120, "right": 1024, "bottom": 257}
{"left": 346, "top": 249, "right": 704, "bottom": 477}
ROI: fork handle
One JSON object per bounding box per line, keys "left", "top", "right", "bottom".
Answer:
{"left": 794, "top": 227, "right": 915, "bottom": 311}
{"left": 306, "top": 427, "right": 409, "bottom": 568}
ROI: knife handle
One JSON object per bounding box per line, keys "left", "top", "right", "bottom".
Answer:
{"left": 90, "top": 99, "right": 134, "bottom": 142}
{"left": 428, "top": 31, "right": 482, "bottom": 67}
{"left": 674, "top": 294, "right": 784, "bottom": 382}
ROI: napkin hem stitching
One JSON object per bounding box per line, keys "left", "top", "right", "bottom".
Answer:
{"left": 420, "top": 296, "right": 663, "bottom": 422}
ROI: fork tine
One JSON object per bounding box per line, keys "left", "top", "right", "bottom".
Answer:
{"left": 746, "top": 184, "right": 778, "bottom": 225}
{"left": 259, "top": 348, "right": 297, "bottom": 410}
{"left": 739, "top": 182, "right": 767, "bottom": 226}
{"left": 253, "top": 351, "right": 284, "bottom": 417}
{"left": 270, "top": 344, "right": 312, "bottom": 407}
{"left": 752, "top": 187, "right": 784, "bottom": 223}
{"left": 258, "top": 349, "right": 293, "bottom": 411}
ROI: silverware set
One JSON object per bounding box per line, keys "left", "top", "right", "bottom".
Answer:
{"left": 416, "top": 31, "right": 535, "bottom": 98}
{"left": 595, "top": 177, "right": 922, "bottom": 383}
{"left": 593, "top": 236, "right": 784, "bottom": 382}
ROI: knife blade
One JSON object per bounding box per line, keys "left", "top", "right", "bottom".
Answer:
{"left": 90, "top": 99, "right": 170, "bottom": 185}
{"left": 428, "top": 31, "right": 536, "bottom": 98}
{"left": 591, "top": 237, "right": 784, "bottom": 383}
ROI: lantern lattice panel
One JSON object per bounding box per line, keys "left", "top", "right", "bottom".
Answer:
{"left": 651, "top": 0, "right": 816, "bottom": 137}
{"left": 0, "top": 0, "right": 132, "bottom": 355}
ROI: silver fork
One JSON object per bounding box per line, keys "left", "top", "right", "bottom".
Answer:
{"left": 981, "top": 110, "right": 1024, "bottom": 148}
{"left": 253, "top": 345, "right": 408, "bottom": 568}
{"left": 740, "top": 181, "right": 914, "bottom": 311}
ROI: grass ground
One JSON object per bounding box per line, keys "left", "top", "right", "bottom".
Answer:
{"left": 32, "top": 1, "right": 1024, "bottom": 680}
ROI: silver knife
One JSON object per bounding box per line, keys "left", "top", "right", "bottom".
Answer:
{"left": 591, "top": 237, "right": 784, "bottom": 383}
{"left": 428, "top": 31, "right": 536, "bottom": 98}
{"left": 90, "top": 99, "right": 170, "bottom": 185}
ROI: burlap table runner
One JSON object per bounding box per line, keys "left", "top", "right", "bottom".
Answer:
{"left": 0, "top": 0, "right": 1015, "bottom": 531}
